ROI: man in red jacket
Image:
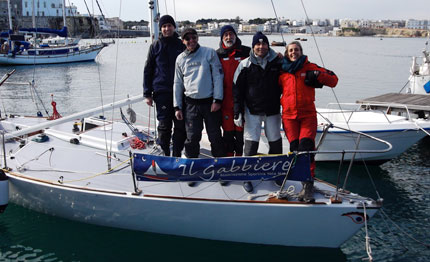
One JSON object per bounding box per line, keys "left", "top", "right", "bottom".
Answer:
{"left": 216, "top": 25, "right": 251, "bottom": 158}
{"left": 279, "top": 41, "right": 338, "bottom": 202}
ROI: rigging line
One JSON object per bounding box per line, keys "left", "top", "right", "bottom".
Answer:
{"left": 380, "top": 208, "right": 430, "bottom": 248}
{"left": 106, "top": 0, "right": 123, "bottom": 167}
{"left": 299, "top": 0, "right": 380, "bottom": 198}
{"left": 60, "top": 157, "right": 132, "bottom": 184}
{"left": 397, "top": 79, "right": 410, "bottom": 93}
{"left": 270, "top": 0, "right": 285, "bottom": 43}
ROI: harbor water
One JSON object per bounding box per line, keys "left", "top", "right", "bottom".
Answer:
{"left": 0, "top": 36, "right": 429, "bottom": 261}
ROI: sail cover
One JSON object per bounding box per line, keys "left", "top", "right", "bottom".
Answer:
{"left": 134, "top": 153, "right": 312, "bottom": 182}
{"left": 18, "top": 26, "right": 68, "bottom": 37}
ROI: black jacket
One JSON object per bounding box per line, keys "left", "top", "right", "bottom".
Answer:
{"left": 233, "top": 49, "right": 282, "bottom": 116}
{"left": 143, "top": 32, "right": 185, "bottom": 97}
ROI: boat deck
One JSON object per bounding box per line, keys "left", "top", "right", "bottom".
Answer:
{"left": 356, "top": 93, "right": 430, "bottom": 113}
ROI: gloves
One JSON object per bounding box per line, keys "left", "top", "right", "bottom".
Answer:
{"left": 234, "top": 113, "right": 243, "bottom": 128}
{"left": 305, "top": 70, "right": 323, "bottom": 88}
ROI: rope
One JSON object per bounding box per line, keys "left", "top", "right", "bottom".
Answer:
{"left": 59, "top": 156, "right": 132, "bottom": 184}
{"left": 380, "top": 208, "right": 430, "bottom": 248}
{"left": 362, "top": 203, "right": 373, "bottom": 261}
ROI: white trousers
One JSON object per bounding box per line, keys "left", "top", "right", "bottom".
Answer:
{"left": 244, "top": 106, "right": 281, "bottom": 142}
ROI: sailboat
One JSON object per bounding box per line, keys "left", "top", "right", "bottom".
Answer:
{"left": 0, "top": 0, "right": 109, "bottom": 65}
{"left": 0, "top": 0, "right": 383, "bottom": 249}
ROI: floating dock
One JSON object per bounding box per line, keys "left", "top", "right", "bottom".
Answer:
{"left": 356, "top": 93, "right": 430, "bottom": 118}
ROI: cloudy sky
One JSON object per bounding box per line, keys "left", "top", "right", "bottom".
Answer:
{"left": 74, "top": 0, "right": 429, "bottom": 22}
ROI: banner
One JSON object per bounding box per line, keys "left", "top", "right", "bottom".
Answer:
{"left": 133, "top": 154, "right": 311, "bottom": 182}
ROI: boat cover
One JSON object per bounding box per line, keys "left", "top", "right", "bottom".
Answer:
{"left": 134, "top": 153, "right": 312, "bottom": 182}
{"left": 18, "top": 26, "right": 68, "bottom": 37}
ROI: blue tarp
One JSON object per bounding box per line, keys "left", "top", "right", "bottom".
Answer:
{"left": 18, "top": 26, "right": 68, "bottom": 37}
{"left": 134, "top": 153, "right": 312, "bottom": 182}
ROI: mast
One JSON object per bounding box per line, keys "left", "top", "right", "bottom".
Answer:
{"left": 148, "top": 0, "right": 159, "bottom": 41}
{"left": 7, "top": 0, "right": 12, "bottom": 30}
{"left": 32, "top": 0, "right": 35, "bottom": 27}
{"left": 62, "top": 0, "right": 68, "bottom": 45}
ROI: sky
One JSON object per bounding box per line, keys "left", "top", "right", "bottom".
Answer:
{"left": 73, "top": 0, "right": 430, "bottom": 22}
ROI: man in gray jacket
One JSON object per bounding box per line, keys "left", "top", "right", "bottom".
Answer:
{"left": 174, "top": 28, "right": 225, "bottom": 158}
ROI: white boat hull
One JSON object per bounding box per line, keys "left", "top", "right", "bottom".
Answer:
{"left": 314, "top": 128, "right": 426, "bottom": 162}
{"left": 8, "top": 175, "right": 377, "bottom": 248}
{"left": 0, "top": 45, "right": 105, "bottom": 65}
{"left": 1, "top": 115, "right": 380, "bottom": 248}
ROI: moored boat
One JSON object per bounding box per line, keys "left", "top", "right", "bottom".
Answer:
{"left": 0, "top": 98, "right": 382, "bottom": 248}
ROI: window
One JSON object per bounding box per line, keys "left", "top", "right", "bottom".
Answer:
{"left": 44, "top": 2, "right": 46, "bottom": 8}
{"left": 42, "top": 11, "right": 44, "bottom": 16}
{"left": 51, "top": 4, "right": 55, "bottom": 8}
{"left": 26, "top": 11, "right": 29, "bottom": 16}
{"left": 25, "top": 2, "right": 28, "bottom": 8}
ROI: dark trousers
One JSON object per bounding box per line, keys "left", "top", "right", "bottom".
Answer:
{"left": 184, "top": 102, "right": 224, "bottom": 158}
{"left": 154, "top": 93, "right": 186, "bottom": 157}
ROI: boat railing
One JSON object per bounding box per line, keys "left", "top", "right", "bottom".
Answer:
{"left": 315, "top": 122, "right": 393, "bottom": 155}
{"left": 322, "top": 102, "right": 416, "bottom": 122}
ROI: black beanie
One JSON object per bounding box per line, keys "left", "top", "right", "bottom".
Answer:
{"left": 159, "top": 15, "right": 176, "bottom": 30}
{"left": 252, "top": 31, "right": 269, "bottom": 48}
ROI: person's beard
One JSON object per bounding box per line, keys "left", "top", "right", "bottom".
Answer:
{"left": 223, "top": 39, "right": 236, "bottom": 48}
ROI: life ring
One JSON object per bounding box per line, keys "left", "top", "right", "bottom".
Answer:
{"left": 0, "top": 170, "right": 8, "bottom": 214}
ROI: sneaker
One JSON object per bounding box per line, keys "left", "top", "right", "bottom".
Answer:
{"left": 243, "top": 181, "right": 253, "bottom": 193}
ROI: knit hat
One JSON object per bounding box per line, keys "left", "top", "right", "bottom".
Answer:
{"left": 159, "top": 15, "right": 176, "bottom": 30}
{"left": 220, "top": 25, "right": 236, "bottom": 40}
{"left": 252, "top": 31, "right": 269, "bottom": 48}
{"left": 181, "top": 28, "right": 197, "bottom": 39}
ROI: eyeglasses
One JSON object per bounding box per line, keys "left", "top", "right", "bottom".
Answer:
{"left": 184, "top": 35, "right": 197, "bottom": 41}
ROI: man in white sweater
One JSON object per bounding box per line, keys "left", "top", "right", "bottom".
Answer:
{"left": 174, "top": 28, "right": 225, "bottom": 159}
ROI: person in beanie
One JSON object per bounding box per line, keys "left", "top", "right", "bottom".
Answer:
{"left": 216, "top": 25, "right": 251, "bottom": 158}
{"left": 143, "top": 15, "right": 186, "bottom": 157}
{"left": 280, "top": 41, "right": 338, "bottom": 202}
{"left": 174, "top": 28, "right": 225, "bottom": 162}
{"left": 233, "top": 31, "right": 283, "bottom": 193}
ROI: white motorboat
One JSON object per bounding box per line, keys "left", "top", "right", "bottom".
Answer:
{"left": 314, "top": 105, "right": 430, "bottom": 163}
{"left": 0, "top": 94, "right": 382, "bottom": 248}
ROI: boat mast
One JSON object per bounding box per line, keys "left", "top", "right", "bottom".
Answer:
{"left": 32, "top": 0, "right": 35, "bottom": 27}
{"left": 62, "top": 0, "right": 68, "bottom": 45}
{"left": 148, "top": 0, "right": 159, "bottom": 41}
{"left": 7, "top": 0, "right": 12, "bottom": 30}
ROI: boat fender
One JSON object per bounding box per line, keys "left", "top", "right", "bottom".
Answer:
{"left": 0, "top": 170, "right": 8, "bottom": 214}
{"left": 31, "top": 134, "right": 49, "bottom": 143}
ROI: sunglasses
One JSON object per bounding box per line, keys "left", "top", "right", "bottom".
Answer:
{"left": 184, "top": 35, "right": 197, "bottom": 41}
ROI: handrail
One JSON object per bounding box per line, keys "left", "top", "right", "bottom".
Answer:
{"left": 312, "top": 123, "right": 393, "bottom": 155}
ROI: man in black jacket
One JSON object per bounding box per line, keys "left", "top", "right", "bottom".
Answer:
{"left": 233, "top": 31, "right": 283, "bottom": 156}
{"left": 143, "top": 15, "right": 186, "bottom": 157}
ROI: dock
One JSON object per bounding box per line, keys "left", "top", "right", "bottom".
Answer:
{"left": 357, "top": 93, "right": 430, "bottom": 112}
{"left": 356, "top": 93, "right": 430, "bottom": 119}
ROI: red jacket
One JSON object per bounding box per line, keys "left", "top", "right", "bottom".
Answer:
{"left": 279, "top": 59, "right": 338, "bottom": 119}
{"left": 216, "top": 40, "right": 251, "bottom": 116}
